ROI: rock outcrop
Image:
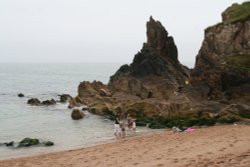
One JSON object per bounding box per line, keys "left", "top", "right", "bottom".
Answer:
{"left": 73, "top": 2, "right": 250, "bottom": 128}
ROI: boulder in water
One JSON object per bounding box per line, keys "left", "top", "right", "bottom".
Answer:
{"left": 71, "top": 109, "right": 85, "bottom": 120}
{"left": 43, "top": 141, "right": 54, "bottom": 146}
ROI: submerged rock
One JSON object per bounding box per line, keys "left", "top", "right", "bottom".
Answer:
{"left": 18, "top": 138, "right": 39, "bottom": 147}
{"left": 43, "top": 141, "right": 54, "bottom": 146}
{"left": 42, "top": 99, "right": 56, "bottom": 105}
{"left": 4, "top": 141, "right": 14, "bottom": 147}
{"left": 3, "top": 138, "right": 54, "bottom": 148}
{"left": 27, "top": 98, "right": 41, "bottom": 106}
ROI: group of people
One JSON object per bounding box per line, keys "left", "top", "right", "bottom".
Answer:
{"left": 114, "top": 113, "right": 136, "bottom": 139}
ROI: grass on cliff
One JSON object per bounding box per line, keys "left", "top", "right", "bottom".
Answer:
{"left": 223, "top": 1, "right": 250, "bottom": 24}
{"left": 205, "top": 1, "right": 250, "bottom": 32}
{"left": 227, "top": 54, "right": 250, "bottom": 72}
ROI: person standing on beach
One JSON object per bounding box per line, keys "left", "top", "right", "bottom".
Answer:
{"left": 114, "top": 113, "right": 121, "bottom": 139}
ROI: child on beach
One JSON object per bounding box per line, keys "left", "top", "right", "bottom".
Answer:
{"left": 127, "top": 114, "right": 136, "bottom": 133}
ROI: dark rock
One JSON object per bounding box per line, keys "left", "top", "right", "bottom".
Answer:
{"left": 43, "top": 141, "right": 54, "bottom": 146}
{"left": 147, "top": 16, "right": 178, "bottom": 62}
{"left": 42, "top": 99, "right": 56, "bottom": 105}
{"left": 82, "top": 107, "right": 89, "bottom": 111}
{"left": 59, "top": 94, "right": 72, "bottom": 103}
{"left": 108, "top": 17, "right": 189, "bottom": 98}
{"left": 18, "top": 93, "right": 24, "bottom": 97}
{"left": 18, "top": 138, "right": 39, "bottom": 147}
{"left": 5, "top": 141, "right": 14, "bottom": 147}
{"left": 71, "top": 109, "right": 85, "bottom": 120}
{"left": 27, "top": 98, "right": 41, "bottom": 106}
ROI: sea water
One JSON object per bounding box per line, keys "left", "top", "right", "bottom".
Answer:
{"left": 0, "top": 63, "right": 156, "bottom": 160}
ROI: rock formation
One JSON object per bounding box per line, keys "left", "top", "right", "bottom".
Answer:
{"left": 73, "top": 2, "right": 250, "bottom": 128}
{"left": 108, "top": 16, "right": 189, "bottom": 99}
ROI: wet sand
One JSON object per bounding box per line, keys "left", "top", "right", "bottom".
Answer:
{"left": 0, "top": 125, "right": 250, "bottom": 167}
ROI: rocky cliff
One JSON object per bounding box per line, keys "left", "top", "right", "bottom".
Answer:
{"left": 191, "top": 2, "right": 250, "bottom": 101}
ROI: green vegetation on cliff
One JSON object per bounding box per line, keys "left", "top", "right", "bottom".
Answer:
{"left": 223, "top": 1, "right": 250, "bottom": 24}
{"left": 206, "top": 1, "right": 250, "bottom": 32}
{"left": 227, "top": 54, "right": 250, "bottom": 72}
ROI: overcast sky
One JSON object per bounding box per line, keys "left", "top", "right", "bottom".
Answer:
{"left": 0, "top": 0, "right": 246, "bottom": 67}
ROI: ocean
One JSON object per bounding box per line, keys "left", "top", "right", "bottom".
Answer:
{"left": 0, "top": 63, "right": 155, "bottom": 160}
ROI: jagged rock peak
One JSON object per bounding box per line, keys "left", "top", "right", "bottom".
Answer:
{"left": 146, "top": 16, "right": 178, "bottom": 63}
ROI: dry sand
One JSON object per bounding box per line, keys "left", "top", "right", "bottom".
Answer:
{"left": 0, "top": 125, "right": 250, "bottom": 167}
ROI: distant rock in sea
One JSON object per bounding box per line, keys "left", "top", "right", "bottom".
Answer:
{"left": 18, "top": 93, "right": 24, "bottom": 97}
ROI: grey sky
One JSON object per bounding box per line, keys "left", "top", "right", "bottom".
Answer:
{"left": 0, "top": 0, "right": 246, "bottom": 67}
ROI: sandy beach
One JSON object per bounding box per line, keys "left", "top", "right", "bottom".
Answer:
{"left": 0, "top": 125, "right": 250, "bottom": 167}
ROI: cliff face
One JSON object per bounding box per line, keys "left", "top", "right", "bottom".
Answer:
{"left": 108, "top": 17, "right": 189, "bottom": 99}
{"left": 191, "top": 2, "right": 250, "bottom": 100}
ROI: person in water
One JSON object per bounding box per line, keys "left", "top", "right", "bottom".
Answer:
{"left": 114, "top": 113, "right": 121, "bottom": 139}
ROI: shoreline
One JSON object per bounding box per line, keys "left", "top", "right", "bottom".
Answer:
{"left": 0, "top": 127, "right": 163, "bottom": 161}
{"left": 1, "top": 125, "right": 250, "bottom": 167}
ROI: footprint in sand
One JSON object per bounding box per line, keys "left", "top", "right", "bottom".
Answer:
{"left": 133, "top": 162, "right": 139, "bottom": 165}
{"left": 172, "top": 158, "right": 179, "bottom": 163}
{"left": 216, "top": 160, "right": 225, "bottom": 164}
{"left": 156, "top": 157, "right": 161, "bottom": 160}
{"left": 219, "top": 147, "right": 226, "bottom": 152}
{"left": 157, "top": 164, "right": 164, "bottom": 166}
{"left": 206, "top": 152, "right": 212, "bottom": 155}
{"left": 233, "top": 140, "right": 239, "bottom": 143}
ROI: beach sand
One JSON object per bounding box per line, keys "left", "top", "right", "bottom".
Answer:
{"left": 0, "top": 125, "right": 250, "bottom": 167}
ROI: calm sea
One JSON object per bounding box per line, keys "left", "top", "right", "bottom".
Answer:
{"left": 0, "top": 63, "right": 155, "bottom": 160}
